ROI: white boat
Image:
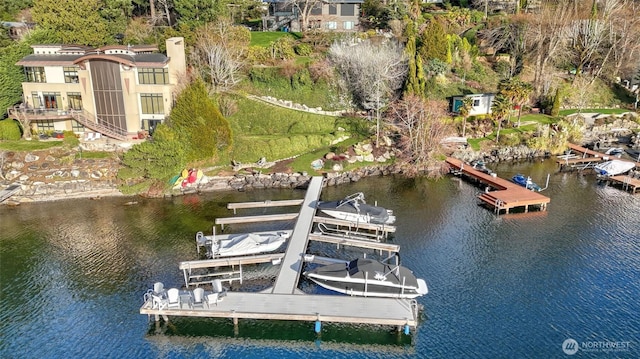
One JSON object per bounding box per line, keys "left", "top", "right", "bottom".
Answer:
{"left": 594, "top": 160, "right": 635, "bottom": 177}
{"left": 303, "top": 255, "right": 428, "bottom": 299}
{"left": 316, "top": 192, "right": 395, "bottom": 225}
{"left": 196, "top": 230, "right": 290, "bottom": 258}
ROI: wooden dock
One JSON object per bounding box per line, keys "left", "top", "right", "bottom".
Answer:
{"left": 604, "top": 175, "right": 640, "bottom": 194}
{"left": 446, "top": 157, "right": 550, "bottom": 214}
{"left": 271, "top": 176, "right": 324, "bottom": 294}
{"left": 560, "top": 143, "right": 640, "bottom": 170}
{"left": 141, "top": 175, "right": 420, "bottom": 334}
{"left": 227, "top": 199, "right": 304, "bottom": 214}
{"left": 140, "top": 289, "right": 420, "bottom": 328}
{"left": 215, "top": 213, "right": 298, "bottom": 229}
{"left": 179, "top": 253, "right": 286, "bottom": 286}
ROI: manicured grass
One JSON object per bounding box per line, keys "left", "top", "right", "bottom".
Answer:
{"left": 238, "top": 77, "right": 344, "bottom": 111}
{"left": 0, "top": 140, "right": 63, "bottom": 151}
{"left": 250, "top": 31, "right": 301, "bottom": 47}
{"left": 76, "top": 151, "right": 114, "bottom": 159}
{"left": 223, "top": 94, "right": 347, "bottom": 163}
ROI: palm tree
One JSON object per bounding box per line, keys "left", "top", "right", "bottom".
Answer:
{"left": 491, "top": 95, "right": 511, "bottom": 143}
{"left": 459, "top": 97, "right": 474, "bottom": 138}
{"left": 498, "top": 78, "right": 532, "bottom": 127}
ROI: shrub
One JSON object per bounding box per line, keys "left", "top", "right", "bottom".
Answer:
{"left": 294, "top": 43, "right": 313, "bottom": 56}
{"left": 0, "top": 119, "right": 21, "bottom": 140}
{"left": 499, "top": 132, "right": 521, "bottom": 147}
{"left": 63, "top": 130, "right": 79, "bottom": 147}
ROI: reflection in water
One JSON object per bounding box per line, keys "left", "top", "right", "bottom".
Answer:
{"left": 1, "top": 159, "right": 639, "bottom": 358}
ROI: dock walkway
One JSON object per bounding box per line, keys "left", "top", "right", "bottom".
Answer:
{"left": 140, "top": 290, "right": 419, "bottom": 328}
{"left": 271, "top": 176, "right": 324, "bottom": 294}
{"left": 446, "top": 157, "right": 550, "bottom": 214}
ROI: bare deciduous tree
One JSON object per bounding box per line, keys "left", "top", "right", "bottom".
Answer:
{"left": 386, "top": 95, "right": 451, "bottom": 170}
{"left": 191, "top": 21, "right": 250, "bottom": 93}
{"left": 599, "top": 0, "right": 640, "bottom": 80}
{"left": 284, "top": 0, "right": 323, "bottom": 32}
{"left": 526, "top": 0, "right": 574, "bottom": 95}
{"left": 329, "top": 38, "right": 408, "bottom": 145}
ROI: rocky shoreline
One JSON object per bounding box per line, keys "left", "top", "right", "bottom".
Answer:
{"left": 2, "top": 112, "right": 638, "bottom": 205}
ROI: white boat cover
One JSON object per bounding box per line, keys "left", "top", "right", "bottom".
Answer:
{"left": 594, "top": 160, "right": 635, "bottom": 176}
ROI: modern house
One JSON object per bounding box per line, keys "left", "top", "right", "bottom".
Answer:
{"left": 8, "top": 37, "right": 186, "bottom": 140}
{"left": 451, "top": 93, "right": 496, "bottom": 116}
{"left": 262, "top": 0, "right": 363, "bottom": 32}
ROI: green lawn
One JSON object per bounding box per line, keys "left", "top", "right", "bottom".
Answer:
{"left": 250, "top": 31, "right": 301, "bottom": 47}
{"left": 0, "top": 139, "right": 63, "bottom": 151}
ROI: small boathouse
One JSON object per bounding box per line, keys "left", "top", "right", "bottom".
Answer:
{"left": 140, "top": 176, "right": 420, "bottom": 335}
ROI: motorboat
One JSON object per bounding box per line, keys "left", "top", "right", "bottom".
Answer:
{"left": 303, "top": 255, "right": 428, "bottom": 299}
{"left": 604, "top": 148, "right": 624, "bottom": 157}
{"left": 625, "top": 148, "right": 640, "bottom": 161}
{"left": 512, "top": 174, "right": 542, "bottom": 192}
{"left": 196, "top": 230, "right": 290, "bottom": 258}
{"left": 470, "top": 160, "right": 496, "bottom": 176}
{"left": 316, "top": 192, "right": 395, "bottom": 225}
{"left": 594, "top": 160, "right": 635, "bottom": 177}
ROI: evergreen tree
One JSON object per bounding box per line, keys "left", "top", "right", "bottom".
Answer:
{"left": 419, "top": 20, "right": 448, "bottom": 63}
{"left": 168, "top": 80, "right": 233, "bottom": 162}
{"left": 32, "top": 0, "right": 125, "bottom": 45}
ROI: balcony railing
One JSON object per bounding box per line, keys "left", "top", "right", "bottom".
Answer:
{"left": 7, "top": 106, "right": 128, "bottom": 141}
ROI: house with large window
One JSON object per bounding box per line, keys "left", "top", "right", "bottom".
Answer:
{"left": 8, "top": 37, "right": 186, "bottom": 140}
{"left": 262, "top": 0, "right": 363, "bottom": 32}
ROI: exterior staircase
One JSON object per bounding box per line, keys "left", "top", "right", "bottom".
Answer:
{"left": 265, "top": 14, "right": 297, "bottom": 31}
{"left": 69, "top": 110, "right": 128, "bottom": 141}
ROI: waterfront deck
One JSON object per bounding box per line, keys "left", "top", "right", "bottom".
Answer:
{"left": 446, "top": 157, "right": 550, "bottom": 214}
{"left": 140, "top": 289, "right": 419, "bottom": 329}
{"left": 142, "top": 176, "right": 421, "bottom": 334}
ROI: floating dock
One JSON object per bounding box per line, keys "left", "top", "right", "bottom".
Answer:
{"left": 446, "top": 157, "right": 550, "bottom": 214}
{"left": 141, "top": 176, "right": 420, "bottom": 334}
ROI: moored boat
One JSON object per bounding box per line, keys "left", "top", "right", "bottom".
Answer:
{"left": 594, "top": 160, "right": 635, "bottom": 177}
{"left": 470, "top": 160, "right": 496, "bottom": 176}
{"left": 303, "top": 256, "right": 428, "bottom": 299}
{"left": 196, "top": 230, "right": 290, "bottom": 258}
{"left": 512, "top": 174, "right": 542, "bottom": 192}
{"left": 316, "top": 192, "right": 395, "bottom": 225}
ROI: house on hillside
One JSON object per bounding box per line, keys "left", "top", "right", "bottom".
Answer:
{"left": 7, "top": 37, "right": 186, "bottom": 140}
{"left": 451, "top": 93, "right": 496, "bottom": 116}
{"left": 262, "top": 0, "right": 364, "bottom": 32}
{"left": 1, "top": 21, "right": 35, "bottom": 40}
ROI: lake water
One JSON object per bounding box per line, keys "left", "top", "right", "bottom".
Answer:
{"left": 1, "top": 159, "right": 638, "bottom": 358}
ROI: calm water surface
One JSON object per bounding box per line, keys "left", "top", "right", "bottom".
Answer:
{"left": 1, "top": 159, "right": 638, "bottom": 358}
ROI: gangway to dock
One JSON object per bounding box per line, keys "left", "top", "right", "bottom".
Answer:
{"left": 271, "top": 176, "right": 324, "bottom": 294}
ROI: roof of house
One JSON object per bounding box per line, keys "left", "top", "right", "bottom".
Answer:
{"left": 16, "top": 45, "right": 169, "bottom": 68}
